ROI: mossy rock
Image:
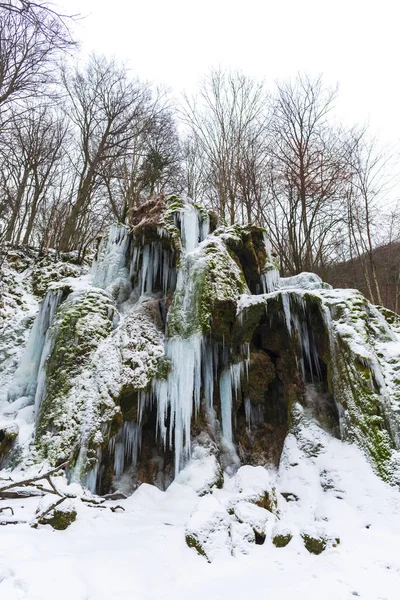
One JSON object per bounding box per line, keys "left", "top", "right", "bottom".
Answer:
{"left": 32, "top": 260, "right": 83, "bottom": 297}
{"left": 35, "top": 288, "right": 116, "bottom": 466}
{"left": 167, "top": 234, "right": 247, "bottom": 338}
{"left": 272, "top": 533, "right": 293, "bottom": 548}
{"left": 242, "top": 351, "right": 275, "bottom": 405}
{"left": 301, "top": 533, "right": 327, "bottom": 554}
{"left": 0, "top": 423, "right": 18, "bottom": 463}
{"left": 39, "top": 502, "right": 77, "bottom": 530}
{"left": 253, "top": 488, "right": 279, "bottom": 515}
{"left": 185, "top": 534, "right": 208, "bottom": 560}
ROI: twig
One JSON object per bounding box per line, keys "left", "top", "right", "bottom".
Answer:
{"left": 0, "top": 506, "right": 14, "bottom": 515}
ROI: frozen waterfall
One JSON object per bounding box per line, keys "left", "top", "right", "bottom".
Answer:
{"left": 7, "top": 288, "right": 64, "bottom": 410}
{"left": 92, "top": 224, "right": 131, "bottom": 289}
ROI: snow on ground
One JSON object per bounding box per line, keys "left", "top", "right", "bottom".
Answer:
{"left": 1, "top": 421, "right": 400, "bottom": 600}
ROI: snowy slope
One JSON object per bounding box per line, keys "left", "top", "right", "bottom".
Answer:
{"left": 1, "top": 414, "right": 400, "bottom": 600}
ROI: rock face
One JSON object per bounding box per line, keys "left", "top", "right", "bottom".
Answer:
{"left": 1, "top": 195, "right": 400, "bottom": 498}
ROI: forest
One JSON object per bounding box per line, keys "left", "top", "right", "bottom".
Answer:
{"left": 0, "top": 0, "right": 399, "bottom": 309}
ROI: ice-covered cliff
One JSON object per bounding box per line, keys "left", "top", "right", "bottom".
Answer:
{"left": 2, "top": 195, "right": 400, "bottom": 497}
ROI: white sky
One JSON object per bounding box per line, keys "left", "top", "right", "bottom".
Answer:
{"left": 59, "top": 0, "right": 399, "bottom": 154}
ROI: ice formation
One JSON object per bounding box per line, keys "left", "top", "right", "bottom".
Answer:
{"left": 7, "top": 288, "right": 64, "bottom": 407}
{"left": 2, "top": 194, "right": 400, "bottom": 496}
{"left": 109, "top": 421, "right": 142, "bottom": 477}
{"left": 92, "top": 224, "right": 131, "bottom": 289}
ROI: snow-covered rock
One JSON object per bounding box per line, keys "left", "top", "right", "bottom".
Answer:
{"left": 185, "top": 495, "right": 231, "bottom": 562}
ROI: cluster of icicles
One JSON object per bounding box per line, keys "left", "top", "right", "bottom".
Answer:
{"left": 7, "top": 199, "right": 337, "bottom": 484}
{"left": 7, "top": 288, "right": 65, "bottom": 421}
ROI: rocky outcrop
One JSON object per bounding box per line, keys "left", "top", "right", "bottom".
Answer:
{"left": 1, "top": 194, "right": 400, "bottom": 500}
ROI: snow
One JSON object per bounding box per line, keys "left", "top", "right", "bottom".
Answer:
{"left": 233, "top": 464, "right": 273, "bottom": 496}
{"left": 1, "top": 414, "right": 400, "bottom": 599}
{"left": 2, "top": 205, "right": 400, "bottom": 598}
{"left": 280, "top": 272, "right": 331, "bottom": 290}
{"left": 174, "top": 445, "right": 221, "bottom": 496}
{"left": 233, "top": 500, "right": 276, "bottom": 532}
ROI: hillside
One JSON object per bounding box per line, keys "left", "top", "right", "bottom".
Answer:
{"left": 1, "top": 196, "right": 400, "bottom": 599}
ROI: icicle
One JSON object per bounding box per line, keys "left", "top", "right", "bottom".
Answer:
{"left": 281, "top": 293, "right": 322, "bottom": 383}
{"left": 7, "top": 289, "right": 64, "bottom": 405}
{"left": 92, "top": 224, "right": 130, "bottom": 289}
{"left": 84, "top": 456, "right": 100, "bottom": 493}
{"left": 261, "top": 268, "right": 280, "bottom": 294}
{"left": 244, "top": 398, "right": 264, "bottom": 430}
{"left": 219, "top": 367, "right": 233, "bottom": 444}
{"left": 219, "top": 353, "right": 249, "bottom": 441}
{"left": 258, "top": 232, "right": 280, "bottom": 294}
{"left": 244, "top": 398, "right": 252, "bottom": 426}
{"left": 200, "top": 212, "right": 210, "bottom": 242}
{"left": 162, "top": 250, "right": 169, "bottom": 295}
{"left": 202, "top": 339, "right": 214, "bottom": 410}
{"left": 132, "top": 242, "right": 176, "bottom": 297}
{"left": 140, "top": 245, "right": 151, "bottom": 295}
{"left": 109, "top": 422, "right": 142, "bottom": 477}
{"left": 318, "top": 303, "right": 346, "bottom": 437}
{"left": 281, "top": 292, "right": 292, "bottom": 335}
{"left": 180, "top": 205, "right": 200, "bottom": 253}
{"left": 153, "top": 335, "right": 202, "bottom": 472}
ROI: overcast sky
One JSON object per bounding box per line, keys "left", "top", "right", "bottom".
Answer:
{"left": 60, "top": 0, "right": 399, "bottom": 149}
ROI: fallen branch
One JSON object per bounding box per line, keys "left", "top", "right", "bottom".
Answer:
{"left": 103, "top": 492, "right": 128, "bottom": 501}
{"left": 80, "top": 496, "right": 105, "bottom": 505}
{"left": 0, "top": 488, "right": 45, "bottom": 499}
{"left": 86, "top": 503, "right": 125, "bottom": 512}
{"left": 0, "top": 519, "right": 27, "bottom": 526}
{"left": 0, "top": 506, "right": 14, "bottom": 515}
{"left": 0, "top": 460, "right": 73, "bottom": 498}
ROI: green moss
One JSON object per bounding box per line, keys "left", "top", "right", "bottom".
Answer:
{"left": 185, "top": 534, "right": 208, "bottom": 560}
{"left": 272, "top": 534, "right": 293, "bottom": 548}
{"left": 255, "top": 488, "right": 279, "bottom": 516}
{"left": 35, "top": 289, "right": 116, "bottom": 465}
{"left": 167, "top": 236, "right": 247, "bottom": 338}
{"left": 40, "top": 504, "right": 77, "bottom": 530}
{"left": 213, "top": 225, "right": 277, "bottom": 294}
{"left": 155, "top": 356, "right": 172, "bottom": 380}
{"left": 301, "top": 533, "right": 327, "bottom": 554}
{"left": 242, "top": 351, "right": 275, "bottom": 404}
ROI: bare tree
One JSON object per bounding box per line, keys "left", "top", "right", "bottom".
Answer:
{"left": 182, "top": 68, "right": 270, "bottom": 224}
{"left": 343, "top": 128, "right": 398, "bottom": 305}
{"left": 58, "top": 55, "right": 152, "bottom": 250}
{"left": 103, "top": 95, "right": 183, "bottom": 223}
{"left": 264, "top": 75, "right": 347, "bottom": 273}
{"left": 0, "top": 104, "right": 67, "bottom": 244}
{"left": 0, "top": 1, "right": 75, "bottom": 116}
